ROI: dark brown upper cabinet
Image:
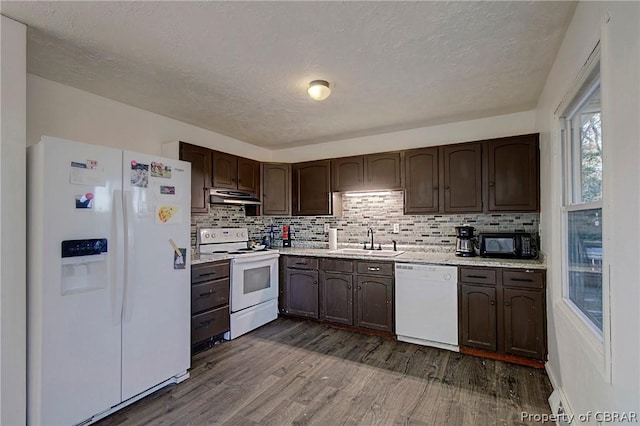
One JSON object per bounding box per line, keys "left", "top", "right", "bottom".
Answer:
{"left": 366, "top": 152, "right": 402, "bottom": 190}
{"left": 261, "top": 163, "right": 291, "bottom": 216}
{"left": 331, "top": 152, "right": 402, "bottom": 192}
{"left": 442, "top": 142, "right": 483, "bottom": 213}
{"left": 212, "top": 151, "right": 237, "bottom": 189}
{"left": 485, "top": 134, "right": 540, "bottom": 212}
{"left": 331, "top": 156, "right": 365, "bottom": 192}
{"left": 403, "top": 147, "right": 440, "bottom": 214}
{"left": 212, "top": 151, "right": 260, "bottom": 194}
{"left": 292, "top": 160, "right": 332, "bottom": 216}
{"left": 179, "top": 142, "right": 212, "bottom": 214}
{"left": 237, "top": 157, "right": 260, "bottom": 193}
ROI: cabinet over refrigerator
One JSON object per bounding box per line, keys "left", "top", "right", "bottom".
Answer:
{"left": 27, "top": 136, "right": 192, "bottom": 425}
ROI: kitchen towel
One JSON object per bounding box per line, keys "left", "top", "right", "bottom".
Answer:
{"left": 329, "top": 228, "right": 338, "bottom": 250}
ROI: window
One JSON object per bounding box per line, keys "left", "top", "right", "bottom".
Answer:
{"left": 561, "top": 55, "right": 603, "bottom": 334}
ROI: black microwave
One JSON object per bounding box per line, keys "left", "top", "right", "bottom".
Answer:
{"left": 478, "top": 232, "right": 538, "bottom": 259}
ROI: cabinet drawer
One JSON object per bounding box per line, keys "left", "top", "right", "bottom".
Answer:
{"left": 191, "top": 306, "right": 229, "bottom": 344}
{"left": 320, "top": 258, "right": 354, "bottom": 273}
{"left": 459, "top": 267, "right": 497, "bottom": 285}
{"left": 284, "top": 256, "right": 318, "bottom": 270}
{"left": 502, "top": 269, "right": 545, "bottom": 289}
{"left": 191, "top": 278, "right": 230, "bottom": 314}
{"left": 356, "top": 261, "right": 393, "bottom": 276}
{"left": 192, "top": 262, "right": 230, "bottom": 284}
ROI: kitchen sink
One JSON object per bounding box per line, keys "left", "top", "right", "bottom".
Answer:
{"left": 328, "top": 248, "right": 405, "bottom": 257}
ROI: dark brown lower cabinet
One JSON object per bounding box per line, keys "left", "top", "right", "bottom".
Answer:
{"left": 285, "top": 269, "right": 319, "bottom": 319}
{"left": 281, "top": 255, "right": 394, "bottom": 334}
{"left": 320, "top": 272, "right": 353, "bottom": 325}
{"left": 458, "top": 266, "right": 546, "bottom": 361}
{"left": 503, "top": 288, "right": 545, "bottom": 359}
{"left": 355, "top": 275, "right": 394, "bottom": 332}
{"left": 459, "top": 284, "right": 497, "bottom": 351}
{"left": 191, "top": 261, "right": 230, "bottom": 353}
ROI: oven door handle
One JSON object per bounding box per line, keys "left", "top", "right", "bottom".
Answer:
{"left": 231, "top": 253, "right": 280, "bottom": 264}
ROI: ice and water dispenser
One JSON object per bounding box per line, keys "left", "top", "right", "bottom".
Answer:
{"left": 61, "top": 238, "right": 108, "bottom": 294}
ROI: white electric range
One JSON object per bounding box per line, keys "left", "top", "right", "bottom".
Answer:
{"left": 197, "top": 227, "right": 279, "bottom": 339}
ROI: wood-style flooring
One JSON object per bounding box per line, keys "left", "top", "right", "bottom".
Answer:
{"left": 97, "top": 318, "right": 553, "bottom": 425}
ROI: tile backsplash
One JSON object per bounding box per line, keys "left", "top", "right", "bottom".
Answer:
{"left": 191, "top": 191, "right": 539, "bottom": 253}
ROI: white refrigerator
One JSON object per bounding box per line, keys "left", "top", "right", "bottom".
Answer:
{"left": 27, "top": 136, "right": 192, "bottom": 425}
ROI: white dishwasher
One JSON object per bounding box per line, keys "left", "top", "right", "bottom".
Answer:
{"left": 395, "top": 263, "right": 459, "bottom": 352}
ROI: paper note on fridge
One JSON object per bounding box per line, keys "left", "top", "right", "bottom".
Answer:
{"left": 156, "top": 205, "right": 182, "bottom": 224}
{"left": 69, "top": 161, "right": 106, "bottom": 186}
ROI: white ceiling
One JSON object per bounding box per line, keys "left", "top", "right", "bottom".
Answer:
{"left": 1, "top": 1, "right": 576, "bottom": 149}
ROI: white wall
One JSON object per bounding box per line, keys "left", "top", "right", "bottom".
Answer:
{"left": 272, "top": 110, "right": 536, "bottom": 162}
{"left": 27, "top": 75, "right": 272, "bottom": 161}
{"left": 0, "top": 15, "right": 27, "bottom": 426}
{"left": 536, "top": 1, "right": 639, "bottom": 421}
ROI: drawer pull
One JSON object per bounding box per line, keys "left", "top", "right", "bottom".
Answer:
{"left": 468, "top": 275, "right": 488, "bottom": 279}
{"left": 197, "top": 319, "right": 213, "bottom": 328}
{"left": 294, "top": 262, "right": 308, "bottom": 266}
{"left": 511, "top": 278, "right": 533, "bottom": 283}
{"left": 198, "top": 272, "right": 217, "bottom": 278}
{"left": 490, "top": 300, "right": 495, "bottom": 306}
{"left": 199, "top": 289, "right": 215, "bottom": 297}
{"left": 368, "top": 267, "right": 381, "bottom": 271}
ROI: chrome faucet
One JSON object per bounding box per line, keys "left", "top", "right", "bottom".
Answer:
{"left": 367, "top": 227, "right": 375, "bottom": 250}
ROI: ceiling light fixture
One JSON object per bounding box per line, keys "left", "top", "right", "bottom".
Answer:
{"left": 308, "top": 80, "right": 331, "bottom": 101}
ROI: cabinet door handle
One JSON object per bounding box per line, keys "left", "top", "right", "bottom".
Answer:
{"left": 511, "top": 278, "right": 533, "bottom": 283}
{"left": 199, "top": 290, "right": 215, "bottom": 297}
{"left": 505, "top": 302, "right": 511, "bottom": 307}
{"left": 367, "top": 267, "right": 380, "bottom": 271}
{"left": 468, "top": 275, "right": 487, "bottom": 279}
{"left": 444, "top": 185, "right": 450, "bottom": 190}
{"left": 358, "top": 286, "right": 362, "bottom": 290}
{"left": 197, "top": 320, "right": 213, "bottom": 328}
{"left": 489, "top": 182, "right": 495, "bottom": 187}
{"left": 314, "top": 281, "right": 318, "bottom": 285}
{"left": 489, "top": 300, "right": 495, "bottom": 305}
{"left": 198, "top": 272, "right": 217, "bottom": 278}
{"left": 295, "top": 262, "right": 307, "bottom": 265}
{"left": 347, "top": 285, "right": 351, "bottom": 289}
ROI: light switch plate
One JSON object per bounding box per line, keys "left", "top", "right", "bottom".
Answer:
{"left": 393, "top": 224, "right": 399, "bottom": 233}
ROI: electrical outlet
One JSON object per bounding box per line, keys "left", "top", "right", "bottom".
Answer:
{"left": 393, "top": 224, "right": 399, "bottom": 234}
{"left": 324, "top": 223, "right": 330, "bottom": 233}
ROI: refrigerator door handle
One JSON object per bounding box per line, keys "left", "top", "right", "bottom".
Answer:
{"left": 123, "top": 190, "right": 135, "bottom": 322}
{"left": 113, "top": 190, "right": 125, "bottom": 325}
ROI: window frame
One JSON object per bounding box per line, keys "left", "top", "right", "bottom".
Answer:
{"left": 558, "top": 44, "right": 608, "bottom": 344}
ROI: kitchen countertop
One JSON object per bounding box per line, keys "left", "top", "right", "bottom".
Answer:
{"left": 191, "top": 247, "right": 546, "bottom": 269}
{"left": 191, "top": 253, "right": 234, "bottom": 266}
{"left": 277, "top": 247, "right": 546, "bottom": 269}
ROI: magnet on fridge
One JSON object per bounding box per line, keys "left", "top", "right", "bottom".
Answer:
{"left": 75, "top": 193, "right": 94, "bottom": 209}
{"left": 173, "top": 248, "right": 186, "bottom": 269}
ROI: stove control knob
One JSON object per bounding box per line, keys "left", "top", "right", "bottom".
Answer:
{"left": 204, "top": 233, "right": 210, "bottom": 238}
{"left": 210, "top": 233, "right": 215, "bottom": 239}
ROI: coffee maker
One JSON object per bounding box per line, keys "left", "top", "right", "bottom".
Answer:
{"left": 455, "top": 225, "right": 477, "bottom": 257}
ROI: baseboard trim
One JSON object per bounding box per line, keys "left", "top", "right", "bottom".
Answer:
{"left": 460, "top": 346, "right": 545, "bottom": 368}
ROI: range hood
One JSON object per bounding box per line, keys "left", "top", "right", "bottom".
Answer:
{"left": 209, "top": 188, "right": 261, "bottom": 205}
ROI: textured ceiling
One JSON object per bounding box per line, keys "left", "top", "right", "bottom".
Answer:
{"left": 1, "top": 1, "right": 576, "bottom": 148}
